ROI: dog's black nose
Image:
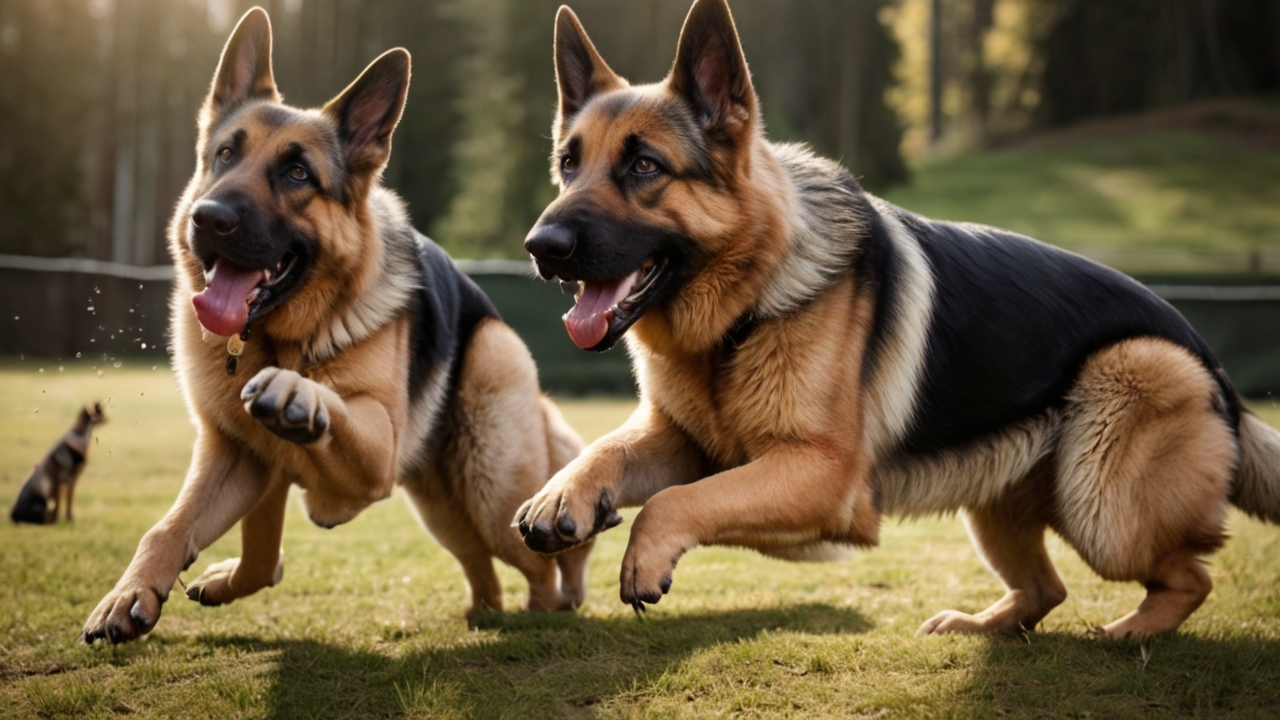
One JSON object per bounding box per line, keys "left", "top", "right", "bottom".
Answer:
{"left": 190, "top": 200, "right": 240, "bottom": 236}
{"left": 524, "top": 223, "right": 576, "bottom": 260}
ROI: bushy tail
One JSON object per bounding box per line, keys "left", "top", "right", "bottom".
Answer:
{"left": 1232, "top": 412, "right": 1280, "bottom": 524}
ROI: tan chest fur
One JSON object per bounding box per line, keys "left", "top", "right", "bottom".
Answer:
{"left": 635, "top": 278, "right": 873, "bottom": 471}
{"left": 172, "top": 291, "right": 412, "bottom": 489}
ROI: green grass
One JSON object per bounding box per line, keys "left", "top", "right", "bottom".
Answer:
{"left": 883, "top": 119, "right": 1280, "bottom": 274}
{"left": 4, "top": 361, "right": 1280, "bottom": 718}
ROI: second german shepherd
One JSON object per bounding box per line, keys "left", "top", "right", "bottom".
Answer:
{"left": 516, "top": 0, "right": 1280, "bottom": 637}
{"left": 10, "top": 403, "right": 106, "bottom": 524}
{"left": 83, "top": 7, "right": 590, "bottom": 645}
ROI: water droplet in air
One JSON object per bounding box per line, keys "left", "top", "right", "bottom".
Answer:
{"left": 75, "top": 352, "right": 82, "bottom": 358}
{"left": 141, "top": 343, "right": 147, "bottom": 350}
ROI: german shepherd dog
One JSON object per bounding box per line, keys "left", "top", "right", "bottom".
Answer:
{"left": 10, "top": 403, "right": 106, "bottom": 524}
{"left": 516, "top": 0, "right": 1280, "bottom": 637}
{"left": 82, "top": 8, "right": 590, "bottom": 645}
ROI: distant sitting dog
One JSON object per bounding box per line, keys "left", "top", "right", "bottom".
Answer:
{"left": 515, "top": 0, "right": 1280, "bottom": 638}
{"left": 11, "top": 403, "right": 107, "bottom": 525}
{"left": 82, "top": 7, "right": 589, "bottom": 645}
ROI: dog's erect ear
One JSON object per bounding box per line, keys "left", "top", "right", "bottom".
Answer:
{"left": 323, "top": 48, "right": 411, "bottom": 175}
{"left": 205, "top": 8, "right": 279, "bottom": 123}
{"left": 669, "top": 0, "right": 756, "bottom": 134}
{"left": 554, "top": 6, "right": 624, "bottom": 134}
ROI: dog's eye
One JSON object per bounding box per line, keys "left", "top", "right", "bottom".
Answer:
{"left": 560, "top": 156, "right": 577, "bottom": 174}
{"left": 217, "top": 147, "right": 233, "bottom": 164}
{"left": 631, "top": 157, "right": 659, "bottom": 176}
{"left": 287, "top": 166, "right": 309, "bottom": 182}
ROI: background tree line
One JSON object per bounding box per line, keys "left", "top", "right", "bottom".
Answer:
{"left": 1, "top": 0, "right": 1276, "bottom": 264}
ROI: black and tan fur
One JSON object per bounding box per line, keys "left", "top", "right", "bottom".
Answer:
{"left": 10, "top": 403, "right": 106, "bottom": 525}
{"left": 82, "top": 8, "right": 589, "bottom": 645}
{"left": 516, "top": 0, "right": 1280, "bottom": 637}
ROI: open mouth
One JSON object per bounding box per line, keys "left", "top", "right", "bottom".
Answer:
{"left": 191, "top": 253, "right": 298, "bottom": 337}
{"left": 562, "top": 256, "right": 668, "bottom": 351}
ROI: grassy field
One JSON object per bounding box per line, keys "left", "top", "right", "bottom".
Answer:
{"left": 3, "top": 361, "right": 1280, "bottom": 718}
{"left": 882, "top": 102, "right": 1280, "bottom": 274}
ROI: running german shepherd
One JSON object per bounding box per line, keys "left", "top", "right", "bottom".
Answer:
{"left": 10, "top": 403, "right": 106, "bottom": 524}
{"left": 83, "top": 8, "right": 589, "bottom": 645}
{"left": 516, "top": 0, "right": 1280, "bottom": 637}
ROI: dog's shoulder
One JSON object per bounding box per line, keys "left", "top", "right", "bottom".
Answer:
{"left": 402, "top": 230, "right": 501, "bottom": 403}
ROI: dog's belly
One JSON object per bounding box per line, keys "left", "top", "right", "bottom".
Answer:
{"left": 873, "top": 412, "right": 1058, "bottom": 518}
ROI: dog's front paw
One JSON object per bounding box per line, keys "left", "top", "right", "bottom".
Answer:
{"left": 82, "top": 581, "right": 169, "bottom": 645}
{"left": 241, "top": 368, "right": 330, "bottom": 444}
{"left": 185, "top": 554, "right": 284, "bottom": 606}
{"left": 619, "top": 519, "right": 688, "bottom": 612}
{"left": 515, "top": 483, "right": 622, "bottom": 555}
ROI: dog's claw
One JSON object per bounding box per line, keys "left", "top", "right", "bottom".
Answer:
{"left": 604, "top": 511, "right": 623, "bottom": 530}
{"left": 556, "top": 515, "right": 577, "bottom": 539}
{"left": 129, "top": 601, "right": 154, "bottom": 633}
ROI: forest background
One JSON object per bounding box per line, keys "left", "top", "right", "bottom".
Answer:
{"left": 2, "top": 0, "right": 1276, "bottom": 266}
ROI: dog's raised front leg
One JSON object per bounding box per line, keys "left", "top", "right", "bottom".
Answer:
{"left": 185, "top": 476, "right": 289, "bottom": 606}
{"left": 82, "top": 430, "right": 270, "bottom": 644}
{"left": 516, "top": 401, "right": 704, "bottom": 554}
{"left": 618, "top": 444, "right": 876, "bottom": 609}
{"left": 240, "top": 366, "right": 398, "bottom": 525}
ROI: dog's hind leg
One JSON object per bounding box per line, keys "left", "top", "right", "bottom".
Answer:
{"left": 1097, "top": 550, "right": 1213, "bottom": 639}
{"left": 185, "top": 478, "right": 289, "bottom": 606}
{"left": 555, "top": 542, "right": 593, "bottom": 609}
{"left": 919, "top": 469, "right": 1067, "bottom": 635}
{"left": 1052, "top": 338, "right": 1235, "bottom": 638}
{"left": 403, "top": 486, "right": 506, "bottom": 613}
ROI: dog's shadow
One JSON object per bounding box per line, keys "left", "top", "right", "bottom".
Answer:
{"left": 200, "top": 603, "right": 872, "bottom": 718}
{"left": 194, "top": 606, "right": 1280, "bottom": 717}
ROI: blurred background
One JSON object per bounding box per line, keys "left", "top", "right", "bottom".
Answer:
{"left": 1, "top": 0, "right": 1278, "bottom": 394}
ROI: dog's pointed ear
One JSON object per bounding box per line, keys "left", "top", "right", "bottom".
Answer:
{"left": 668, "top": 0, "right": 755, "bottom": 134}
{"left": 554, "top": 6, "right": 624, "bottom": 134}
{"left": 205, "top": 8, "right": 279, "bottom": 123}
{"left": 323, "top": 48, "right": 411, "bottom": 175}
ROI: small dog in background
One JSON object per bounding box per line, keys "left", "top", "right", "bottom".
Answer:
{"left": 10, "top": 402, "right": 107, "bottom": 525}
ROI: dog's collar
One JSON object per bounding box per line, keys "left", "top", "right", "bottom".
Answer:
{"left": 225, "top": 330, "right": 250, "bottom": 375}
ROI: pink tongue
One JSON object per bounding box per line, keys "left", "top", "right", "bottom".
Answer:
{"left": 191, "top": 258, "right": 266, "bottom": 337}
{"left": 563, "top": 272, "right": 640, "bottom": 350}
